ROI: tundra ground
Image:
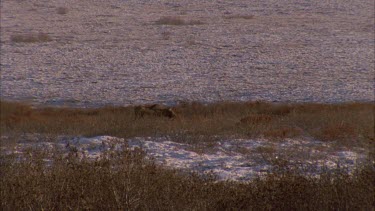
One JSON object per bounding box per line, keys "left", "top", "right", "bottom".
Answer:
{"left": 1, "top": 101, "right": 374, "bottom": 209}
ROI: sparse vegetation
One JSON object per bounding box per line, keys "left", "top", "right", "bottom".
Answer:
{"left": 317, "top": 123, "right": 358, "bottom": 141}
{"left": 155, "top": 16, "right": 203, "bottom": 26}
{"left": 264, "top": 127, "right": 303, "bottom": 140}
{"left": 239, "top": 114, "right": 274, "bottom": 124}
{"left": 10, "top": 33, "right": 52, "bottom": 43}
{"left": 1, "top": 0, "right": 373, "bottom": 208}
{"left": 1, "top": 100, "right": 374, "bottom": 209}
{"left": 1, "top": 146, "right": 374, "bottom": 210}
{"left": 1, "top": 101, "right": 373, "bottom": 148}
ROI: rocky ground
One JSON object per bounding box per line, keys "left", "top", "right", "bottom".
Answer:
{"left": 1, "top": 0, "right": 374, "bottom": 107}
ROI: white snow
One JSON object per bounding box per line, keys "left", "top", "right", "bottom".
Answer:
{"left": 1, "top": 135, "right": 368, "bottom": 181}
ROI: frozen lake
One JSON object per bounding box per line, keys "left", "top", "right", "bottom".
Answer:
{"left": 1, "top": 0, "right": 374, "bottom": 107}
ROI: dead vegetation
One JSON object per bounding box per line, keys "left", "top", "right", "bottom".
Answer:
{"left": 317, "top": 123, "right": 358, "bottom": 141}
{"left": 10, "top": 32, "right": 52, "bottom": 43}
{"left": 1, "top": 101, "right": 374, "bottom": 209}
{"left": 239, "top": 114, "right": 274, "bottom": 125}
{"left": 264, "top": 127, "right": 303, "bottom": 140}
{"left": 0, "top": 101, "right": 373, "bottom": 147}
{"left": 0, "top": 146, "right": 374, "bottom": 210}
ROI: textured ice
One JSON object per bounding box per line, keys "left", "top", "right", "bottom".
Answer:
{"left": 1, "top": 0, "right": 374, "bottom": 107}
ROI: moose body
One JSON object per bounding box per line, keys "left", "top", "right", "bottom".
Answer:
{"left": 134, "top": 104, "right": 177, "bottom": 119}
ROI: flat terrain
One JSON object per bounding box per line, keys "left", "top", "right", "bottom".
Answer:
{"left": 1, "top": 1, "right": 374, "bottom": 209}
{"left": 1, "top": 0, "right": 374, "bottom": 106}
{"left": 1, "top": 101, "right": 373, "bottom": 182}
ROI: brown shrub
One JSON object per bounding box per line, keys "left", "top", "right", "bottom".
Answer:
{"left": 10, "top": 33, "right": 52, "bottom": 43}
{"left": 0, "top": 101, "right": 373, "bottom": 146}
{"left": 1, "top": 101, "right": 34, "bottom": 126}
{"left": 264, "top": 127, "right": 302, "bottom": 140}
{"left": 269, "top": 105, "right": 293, "bottom": 115}
{"left": 1, "top": 148, "right": 374, "bottom": 210}
{"left": 318, "top": 123, "right": 357, "bottom": 141}
{"left": 37, "top": 107, "right": 100, "bottom": 117}
{"left": 174, "top": 101, "right": 247, "bottom": 118}
{"left": 260, "top": 104, "right": 293, "bottom": 116}
{"left": 242, "top": 101, "right": 293, "bottom": 116}
{"left": 239, "top": 114, "right": 274, "bottom": 124}
{"left": 0, "top": 101, "right": 33, "bottom": 117}
{"left": 294, "top": 103, "right": 335, "bottom": 114}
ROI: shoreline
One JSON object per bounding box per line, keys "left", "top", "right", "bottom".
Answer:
{"left": 1, "top": 98, "right": 374, "bottom": 109}
{"left": 1, "top": 100, "right": 373, "bottom": 146}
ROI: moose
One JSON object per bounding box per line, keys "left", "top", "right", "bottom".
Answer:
{"left": 134, "top": 104, "right": 177, "bottom": 119}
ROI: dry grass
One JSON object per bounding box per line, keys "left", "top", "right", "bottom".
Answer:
{"left": 0, "top": 101, "right": 373, "bottom": 147}
{"left": 318, "top": 123, "right": 358, "bottom": 141}
{"left": 264, "top": 127, "right": 303, "bottom": 140}
{"left": 1, "top": 101, "right": 374, "bottom": 209}
{"left": 10, "top": 33, "right": 52, "bottom": 43}
{"left": 155, "top": 16, "right": 204, "bottom": 26}
{"left": 1, "top": 147, "right": 374, "bottom": 210}
{"left": 239, "top": 114, "right": 275, "bottom": 125}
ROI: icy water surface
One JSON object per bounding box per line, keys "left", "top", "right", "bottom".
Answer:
{"left": 1, "top": 0, "right": 374, "bottom": 107}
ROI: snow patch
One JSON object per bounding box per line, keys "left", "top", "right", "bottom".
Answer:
{"left": 1, "top": 135, "right": 368, "bottom": 181}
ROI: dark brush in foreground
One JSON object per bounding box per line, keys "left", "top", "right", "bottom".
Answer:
{"left": 1, "top": 147, "right": 374, "bottom": 210}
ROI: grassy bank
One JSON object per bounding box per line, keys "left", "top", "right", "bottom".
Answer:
{"left": 1, "top": 101, "right": 374, "bottom": 147}
{"left": 1, "top": 100, "right": 374, "bottom": 209}
{"left": 1, "top": 147, "right": 374, "bottom": 210}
